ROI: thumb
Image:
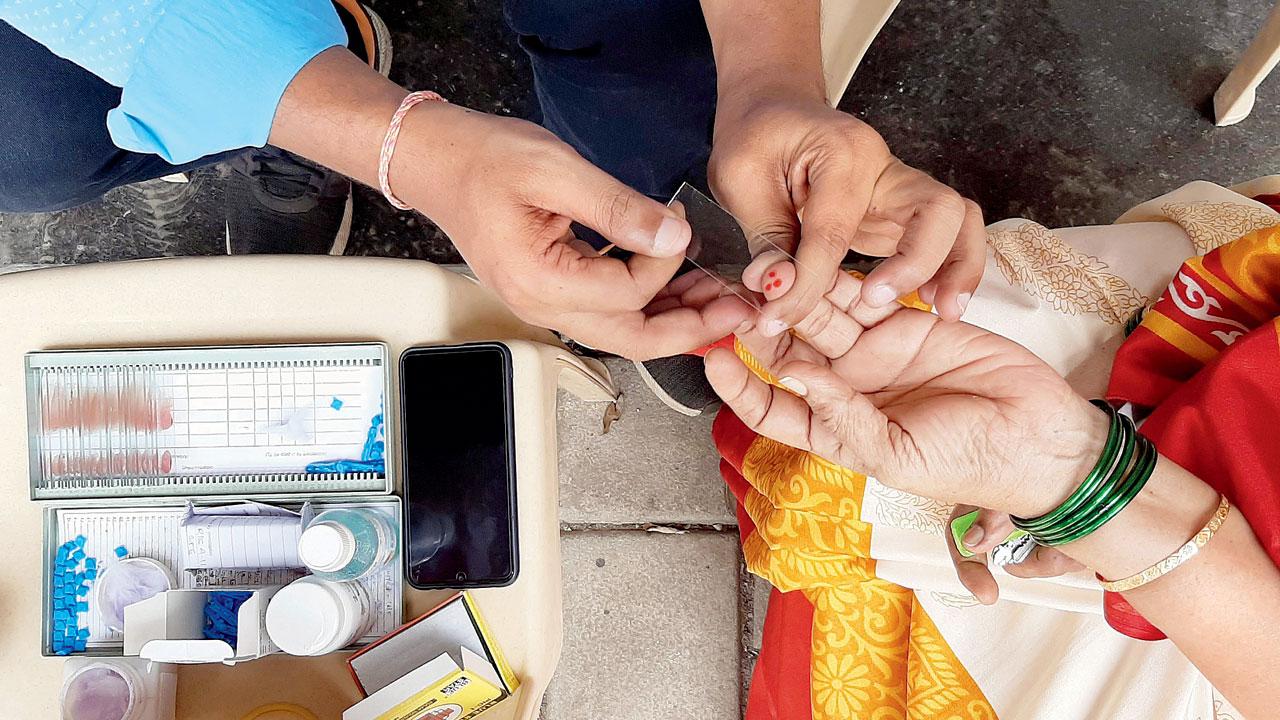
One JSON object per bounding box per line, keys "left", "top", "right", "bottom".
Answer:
{"left": 946, "top": 505, "right": 1001, "bottom": 605}
{"left": 775, "top": 361, "right": 893, "bottom": 474}
{"left": 540, "top": 156, "right": 691, "bottom": 258}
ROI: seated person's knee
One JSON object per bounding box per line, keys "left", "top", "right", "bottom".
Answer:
{"left": 0, "top": 165, "right": 101, "bottom": 213}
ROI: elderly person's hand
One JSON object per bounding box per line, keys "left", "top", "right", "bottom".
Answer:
{"left": 703, "top": 265, "right": 1109, "bottom": 519}
{"left": 945, "top": 505, "right": 1084, "bottom": 605}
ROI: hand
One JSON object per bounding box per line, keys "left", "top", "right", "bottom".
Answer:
{"left": 703, "top": 266, "right": 1108, "bottom": 517}
{"left": 268, "top": 50, "right": 752, "bottom": 359}
{"left": 708, "top": 96, "right": 986, "bottom": 333}
{"left": 946, "top": 506, "right": 1084, "bottom": 605}
{"left": 391, "top": 103, "right": 753, "bottom": 359}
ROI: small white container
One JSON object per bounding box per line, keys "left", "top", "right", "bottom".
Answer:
{"left": 264, "top": 576, "right": 372, "bottom": 656}
{"left": 97, "top": 557, "right": 175, "bottom": 633}
{"left": 60, "top": 658, "right": 176, "bottom": 720}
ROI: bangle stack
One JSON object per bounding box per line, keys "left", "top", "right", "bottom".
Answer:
{"left": 1012, "top": 400, "right": 1158, "bottom": 547}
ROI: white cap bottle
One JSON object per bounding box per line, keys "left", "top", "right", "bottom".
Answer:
{"left": 265, "top": 576, "right": 372, "bottom": 657}
{"left": 298, "top": 521, "right": 357, "bottom": 575}
{"left": 295, "top": 509, "right": 396, "bottom": 582}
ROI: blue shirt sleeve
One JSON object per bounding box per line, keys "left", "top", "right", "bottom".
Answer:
{"left": 0, "top": 0, "right": 347, "bottom": 164}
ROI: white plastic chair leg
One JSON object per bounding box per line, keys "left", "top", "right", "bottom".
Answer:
{"left": 820, "top": 0, "right": 903, "bottom": 106}
{"left": 1214, "top": 2, "right": 1280, "bottom": 126}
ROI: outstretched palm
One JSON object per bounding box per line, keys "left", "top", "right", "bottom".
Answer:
{"left": 706, "top": 269, "right": 1103, "bottom": 517}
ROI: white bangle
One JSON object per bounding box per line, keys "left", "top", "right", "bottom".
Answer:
{"left": 1099, "top": 495, "right": 1230, "bottom": 593}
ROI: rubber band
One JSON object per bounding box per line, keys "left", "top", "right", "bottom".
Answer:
{"left": 378, "top": 90, "right": 447, "bottom": 210}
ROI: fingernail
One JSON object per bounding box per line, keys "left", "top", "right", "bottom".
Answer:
{"left": 761, "top": 319, "right": 789, "bottom": 337}
{"left": 734, "top": 320, "right": 755, "bottom": 335}
{"left": 652, "top": 216, "right": 690, "bottom": 256}
{"left": 778, "top": 376, "right": 808, "bottom": 397}
{"left": 865, "top": 284, "right": 896, "bottom": 307}
{"left": 956, "top": 292, "right": 972, "bottom": 316}
{"left": 963, "top": 525, "right": 985, "bottom": 548}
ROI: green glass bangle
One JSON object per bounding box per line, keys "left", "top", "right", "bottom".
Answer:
{"left": 1065, "top": 433, "right": 1156, "bottom": 544}
{"left": 1048, "top": 411, "right": 1138, "bottom": 531}
{"left": 1038, "top": 431, "right": 1157, "bottom": 546}
{"left": 1013, "top": 400, "right": 1122, "bottom": 533}
{"left": 1034, "top": 413, "right": 1143, "bottom": 545}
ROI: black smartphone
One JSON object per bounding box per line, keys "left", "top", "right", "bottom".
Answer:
{"left": 400, "top": 343, "right": 519, "bottom": 589}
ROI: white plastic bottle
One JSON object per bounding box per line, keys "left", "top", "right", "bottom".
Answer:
{"left": 297, "top": 508, "right": 397, "bottom": 582}
{"left": 264, "top": 576, "right": 373, "bottom": 656}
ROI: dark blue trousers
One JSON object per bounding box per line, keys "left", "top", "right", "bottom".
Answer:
{"left": 0, "top": 1, "right": 716, "bottom": 213}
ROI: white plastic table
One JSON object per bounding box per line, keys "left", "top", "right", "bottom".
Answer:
{"left": 0, "top": 256, "right": 616, "bottom": 719}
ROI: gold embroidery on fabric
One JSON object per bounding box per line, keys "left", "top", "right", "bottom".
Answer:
{"left": 987, "top": 222, "right": 1146, "bottom": 324}
{"left": 868, "top": 481, "right": 953, "bottom": 536}
{"left": 740, "top": 435, "right": 877, "bottom": 593}
{"left": 807, "top": 584, "right": 912, "bottom": 720}
{"left": 1213, "top": 692, "right": 1241, "bottom": 720}
{"left": 739, "top": 428, "right": 996, "bottom": 719}
{"left": 811, "top": 651, "right": 877, "bottom": 718}
{"left": 1161, "top": 201, "right": 1280, "bottom": 255}
{"left": 907, "top": 596, "right": 996, "bottom": 720}
{"left": 743, "top": 534, "right": 876, "bottom": 592}
{"left": 931, "top": 591, "right": 982, "bottom": 609}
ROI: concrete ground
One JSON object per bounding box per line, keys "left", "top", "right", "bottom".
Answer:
{"left": 552, "top": 358, "right": 759, "bottom": 718}
{"left": 2, "top": 1, "right": 1278, "bottom": 717}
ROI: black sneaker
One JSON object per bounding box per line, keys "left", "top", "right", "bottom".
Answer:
{"left": 634, "top": 355, "right": 720, "bottom": 417}
{"left": 222, "top": 149, "right": 354, "bottom": 255}
{"left": 223, "top": 1, "right": 392, "bottom": 255}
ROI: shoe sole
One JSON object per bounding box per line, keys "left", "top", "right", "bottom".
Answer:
{"left": 329, "top": 193, "right": 354, "bottom": 256}
{"left": 632, "top": 358, "right": 705, "bottom": 417}
{"left": 364, "top": 6, "right": 394, "bottom": 78}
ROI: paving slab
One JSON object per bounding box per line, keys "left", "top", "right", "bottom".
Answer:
{"left": 742, "top": 573, "right": 772, "bottom": 697}
{"left": 558, "top": 358, "right": 734, "bottom": 525}
{"left": 748, "top": 575, "right": 772, "bottom": 656}
{"left": 543, "top": 530, "right": 741, "bottom": 720}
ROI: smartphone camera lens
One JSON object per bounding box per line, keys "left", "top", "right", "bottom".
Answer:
{"left": 456, "top": 571, "right": 467, "bottom": 581}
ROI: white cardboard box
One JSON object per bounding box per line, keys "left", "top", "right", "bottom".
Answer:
{"left": 344, "top": 593, "right": 520, "bottom": 720}
{"left": 344, "top": 647, "right": 505, "bottom": 720}
{"left": 123, "top": 587, "right": 281, "bottom": 664}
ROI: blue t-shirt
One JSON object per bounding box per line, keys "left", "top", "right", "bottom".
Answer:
{"left": 0, "top": 0, "right": 347, "bottom": 163}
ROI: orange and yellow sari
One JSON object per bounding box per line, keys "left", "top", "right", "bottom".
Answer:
{"left": 717, "top": 179, "right": 1280, "bottom": 720}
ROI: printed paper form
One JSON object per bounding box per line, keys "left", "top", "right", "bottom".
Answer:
{"left": 161, "top": 364, "right": 382, "bottom": 473}
{"left": 54, "top": 501, "right": 401, "bottom": 647}
{"left": 181, "top": 502, "right": 305, "bottom": 570}
{"left": 36, "top": 363, "right": 384, "bottom": 476}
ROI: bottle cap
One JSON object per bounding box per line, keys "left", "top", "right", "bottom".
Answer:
{"left": 264, "top": 580, "right": 341, "bottom": 656}
{"left": 298, "top": 522, "right": 356, "bottom": 574}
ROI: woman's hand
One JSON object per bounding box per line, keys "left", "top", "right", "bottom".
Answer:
{"left": 709, "top": 97, "right": 987, "bottom": 333}
{"left": 946, "top": 505, "right": 1084, "bottom": 605}
{"left": 704, "top": 266, "right": 1108, "bottom": 517}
